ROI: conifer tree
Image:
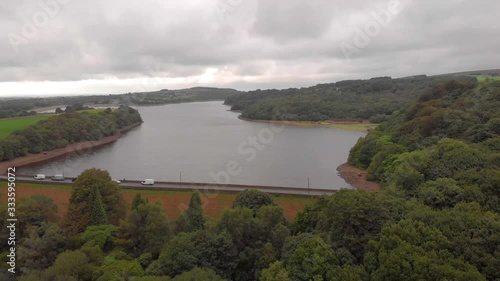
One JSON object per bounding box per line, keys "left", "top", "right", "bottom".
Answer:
{"left": 89, "top": 187, "right": 107, "bottom": 226}
{"left": 131, "top": 193, "right": 147, "bottom": 211}
{"left": 185, "top": 193, "right": 205, "bottom": 232}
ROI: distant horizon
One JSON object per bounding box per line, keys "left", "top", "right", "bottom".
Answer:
{"left": 1, "top": 68, "right": 498, "bottom": 98}
{"left": 2, "top": 0, "right": 499, "bottom": 98}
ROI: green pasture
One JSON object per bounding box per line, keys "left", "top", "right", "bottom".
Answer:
{"left": 0, "top": 115, "right": 53, "bottom": 139}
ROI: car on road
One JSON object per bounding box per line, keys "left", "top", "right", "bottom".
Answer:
{"left": 112, "top": 179, "right": 121, "bottom": 184}
{"left": 141, "top": 179, "right": 154, "bottom": 185}
{"left": 52, "top": 174, "right": 65, "bottom": 181}
{"left": 33, "top": 174, "right": 46, "bottom": 180}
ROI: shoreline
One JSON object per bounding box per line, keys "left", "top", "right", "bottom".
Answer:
{"left": 0, "top": 123, "right": 142, "bottom": 174}
{"left": 32, "top": 100, "right": 228, "bottom": 113}
{"left": 237, "top": 115, "right": 381, "bottom": 191}
{"left": 125, "top": 99, "right": 226, "bottom": 107}
{"left": 336, "top": 162, "right": 381, "bottom": 192}
{"left": 237, "top": 116, "right": 376, "bottom": 133}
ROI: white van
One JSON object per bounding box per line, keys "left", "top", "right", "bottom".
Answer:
{"left": 141, "top": 179, "right": 154, "bottom": 185}
{"left": 34, "top": 174, "right": 46, "bottom": 180}
{"left": 52, "top": 174, "right": 65, "bottom": 181}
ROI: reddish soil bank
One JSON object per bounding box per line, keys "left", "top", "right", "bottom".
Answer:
{"left": 0, "top": 123, "right": 141, "bottom": 174}
{"left": 337, "top": 162, "right": 381, "bottom": 192}
{"left": 238, "top": 115, "right": 372, "bottom": 125}
{"left": 15, "top": 185, "right": 311, "bottom": 222}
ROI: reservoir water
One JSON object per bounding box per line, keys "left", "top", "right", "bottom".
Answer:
{"left": 20, "top": 101, "right": 364, "bottom": 189}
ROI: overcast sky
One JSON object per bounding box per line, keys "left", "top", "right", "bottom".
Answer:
{"left": 0, "top": 0, "right": 499, "bottom": 97}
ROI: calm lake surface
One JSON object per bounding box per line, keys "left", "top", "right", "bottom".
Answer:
{"left": 20, "top": 101, "right": 364, "bottom": 189}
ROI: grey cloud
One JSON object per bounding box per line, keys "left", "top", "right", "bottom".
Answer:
{"left": 250, "top": 0, "right": 337, "bottom": 42}
{"left": 0, "top": 0, "right": 499, "bottom": 95}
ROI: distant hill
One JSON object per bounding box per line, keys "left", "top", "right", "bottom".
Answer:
{"left": 432, "top": 68, "right": 500, "bottom": 76}
{"left": 0, "top": 87, "right": 242, "bottom": 118}
{"left": 2, "top": 69, "right": 498, "bottom": 119}
{"left": 119, "top": 87, "right": 241, "bottom": 105}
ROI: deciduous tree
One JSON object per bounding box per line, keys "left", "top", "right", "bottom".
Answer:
{"left": 118, "top": 203, "right": 170, "bottom": 258}
{"left": 63, "top": 169, "right": 126, "bottom": 235}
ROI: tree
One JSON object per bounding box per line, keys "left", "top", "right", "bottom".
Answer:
{"left": 260, "top": 261, "right": 291, "bottom": 281}
{"left": 281, "top": 233, "right": 315, "bottom": 266}
{"left": 216, "top": 207, "right": 280, "bottom": 281}
{"left": 18, "top": 223, "right": 66, "bottom": 274}
{"left": 254, "top": 242, "right": 277, "bottom": 278}
{"left": 409, "top": 203, "right": 500, "bottom": 280}
{"left": 137, "top": 253, "right": 154, "bottom": 269}
{"left": 286, "top": 236, "right": 338, "bottom": 281}
{"left": 97, "top": 258, "right": 145, "bottom": 280}
{"left": 42, "top": 250, "right": 94, "bottom": 281}
{"left": 366, "top": 142, "right": 407, "bottom": 182}
{"left": 348, "top": 131, "right": 386, "bottom": 169}
{"left": 63, "top": 169, "right": 127, "bottom": 235}
{"left": 55, "top": 107, "right": 63, "bottom": 114}
{"left": 387, "top": 150, "right": 431, "bottom": 194}
{"left": 132, "top": 277, "right": 171, "bottom": 281}
{"left": 146, "top": 232, "right": 198, "bottom": 277}
{"left": 317, "top": 190, "right": 406, "bottom": 262}
{"left": 217, "top": 207, "right": 261, "bottom": 251}
{"left": 233, "top": 189, "right": 275, "bottom": 213}
{"left": 291, "top": 196, "right": 329, "bottom": 235}
{"left": 146, "top": 231, "right": 238, "bottom": 279}
{"left": 118, "top": 203, "right": 170, "bottom": 258}
{"left": 131, "top": 193, "right": 147, "bottom": 211}
{"left": 81, "top": 225, "right": 117, "bottom": 251}
{"left": 415, "top": 178, "right": 463, "bottom": 209}
{"left": 176, "top": 193, "right": 205, "bottom": 233}
{"left": 457, "top": 168, "right": 500, "bottom": 213}
{"left": 196, "top": 232, "right": 238, "bottom": 279}
{"left": 17, "top": 195, "right": 59, "bottom": 237}
{"left": 256, "top": 205, "right": 289, "bottom": 255}
{"left": 89, "top": 187, "right": 107, "bottom": 226}
{"left": 172, "top": 267, "right": 226, "bottom": 281}
{"left": 364, "top": 219, "right": 484, "bottom": 281}
{"left": 328, "top": 265, "right": 367, "bottom": 281}
{"left": 426, "top": 138, "right": 485, "bottom": 180}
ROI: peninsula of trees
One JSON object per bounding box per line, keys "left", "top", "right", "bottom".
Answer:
{"left": 224, "top": 75, "right": 477, "bottom": 123}
{"left": 0, "top": 106, "right": 142, "bottom": 161}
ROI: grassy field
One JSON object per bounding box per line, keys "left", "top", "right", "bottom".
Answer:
{"left": 474, "top": 75, "right": 500, "bottom": 83}
{"left": 80, "top": 108, "right": 107, "bottom": 114}
{"left": 0, "top": 110, "right": 107, "bottom": 139}
{"left": 318, "top": 122, "right": 377, "bottom": 133}
{"left": 0, "top": 114, "right": 53, "bottom": 139}
{"left": 270, "top": 120, "right": 377, "bottom": 133}
{"left": 2, "top": 181, "right": 315, "bottom": 222}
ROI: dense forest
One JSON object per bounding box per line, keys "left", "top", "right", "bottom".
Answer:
{"left": 0, "top": 106, "right": 142, "bottom": 161}
{"left": 224, "top": 75, "right": 478, "bottom": 122}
